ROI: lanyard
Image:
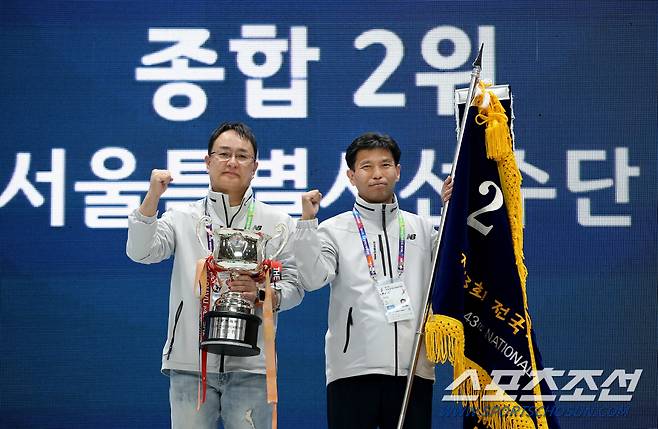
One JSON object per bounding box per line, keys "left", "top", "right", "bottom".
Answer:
{"left": 244, "top": 199, "right": 255, "bottom": 230}
{"left": 352, "top": 207, "right": 405, "bottom": 281}
{"left": 205, "top": 198, "right": 256, "bottom": 250}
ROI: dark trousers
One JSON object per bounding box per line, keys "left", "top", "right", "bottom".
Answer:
{"left": 327, "top": 374, "right": 433, "bottom": 429}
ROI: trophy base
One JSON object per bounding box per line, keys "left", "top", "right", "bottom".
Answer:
{"left": 202, "top": 311, "right": 262, "bottom": 357}
{"left": 201, "top": 339, "right": 261, "bottom": 357}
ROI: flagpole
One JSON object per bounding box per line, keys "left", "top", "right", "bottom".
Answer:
{"left": 395, "top": 44, "right": 483, "bottom": 429}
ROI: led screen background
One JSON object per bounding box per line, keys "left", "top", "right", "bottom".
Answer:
{"left": 1, "top": 1, "right": 656, "bottom": 428}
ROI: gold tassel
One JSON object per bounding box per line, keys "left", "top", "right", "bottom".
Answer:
{"left": 483, "top": 112, "right": 512, "bottom": 160}
{"left": 473, "top": 83, "right": 513, "bottom": 163}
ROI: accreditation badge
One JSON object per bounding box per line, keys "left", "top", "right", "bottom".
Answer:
{"left": 375, "top": 279, "right": 414, "bottom": 323}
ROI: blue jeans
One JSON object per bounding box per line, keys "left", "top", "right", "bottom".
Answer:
{"left": 169, "top": 370, "right": 272, "bottom": 429}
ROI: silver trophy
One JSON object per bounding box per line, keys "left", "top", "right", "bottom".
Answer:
{"left": 196, "top": 216, "right": 288, "bottom": 356}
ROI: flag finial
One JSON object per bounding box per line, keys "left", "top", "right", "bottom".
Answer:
{"left": 473, "top": 43, "right": 484, "bottom": 68}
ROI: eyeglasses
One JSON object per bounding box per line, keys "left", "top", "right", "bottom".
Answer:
{"left": 209, "top": 151, "right": 255, "bottom": 165}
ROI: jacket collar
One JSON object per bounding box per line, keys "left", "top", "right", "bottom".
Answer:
{"left": 353, "top": 194, "right": 399, "bottom": 225}
{"left": 206, "top": 187, "right": 254, "bottom": 228}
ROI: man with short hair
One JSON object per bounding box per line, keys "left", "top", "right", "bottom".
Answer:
{"left": 294, "top": 132, "right": 452, "bottom": 429}
{"left": 127, "top": 122, "right": 304, "bottom": 429}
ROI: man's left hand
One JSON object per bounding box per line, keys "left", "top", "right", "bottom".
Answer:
{"left": 441, "top": 175, "right": 453, "bottom": 204}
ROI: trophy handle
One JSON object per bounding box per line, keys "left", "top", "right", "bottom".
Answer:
{"left": 196, "top": 215, "right": 213, "bottom": 254}
{"left": 265, "top": 223, "right": 289, "bottom": 261}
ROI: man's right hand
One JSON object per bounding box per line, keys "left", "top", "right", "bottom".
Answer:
{"left": 300, "top": 189, "right": 322, "bottom": 220}
{"left": 148, "top": 169, "right": 173, "bottom": 198}
{"left": 139, "top": 169, "right": 173, "bottom": 217}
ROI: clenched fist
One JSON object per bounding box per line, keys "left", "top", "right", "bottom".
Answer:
{"left": 138, "top": 169, "right": 173, "bottom": 217}
{"left": 148, "top": 169, "right": 173, "bottom": 198}
{"left": 301, "top": 189, "right": 323, "bottom": 220}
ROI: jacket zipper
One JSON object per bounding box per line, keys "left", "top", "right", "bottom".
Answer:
{"left": 381, "top": 205, "right": 394, "bottom": 278}
{"left": 165, "top": 300, "right": 184, "bottom": 360}
{"left": 342, "top": 307, "right": 353, "bottom": 353}
{"left": 381, "top": 204, "right": 398, "bottom": 376}
{"left": 378, "top": 235, "right": 387, "bottom": 277}
{"left": 221, "top": 194, "right": 251, "bottom": 228}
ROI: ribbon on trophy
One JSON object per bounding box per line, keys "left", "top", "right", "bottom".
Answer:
{"left": 193, "top": 254, "right": 217, "bottom": 407}
{"left": 258, "top": 259, "right": 281, "bottom": 429}
{"left": 194, "top": 220, "right": 220, "bottom": 408}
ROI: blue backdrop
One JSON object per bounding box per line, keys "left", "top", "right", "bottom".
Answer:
{"left": 1, "top": 1, "right": 656, "bottom": 428}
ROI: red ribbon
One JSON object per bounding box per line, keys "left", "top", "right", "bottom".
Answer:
{"left": 197, "top": 255, "right": 220, "bottom": 409}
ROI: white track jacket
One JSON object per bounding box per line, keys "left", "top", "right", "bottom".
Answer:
{"left": 294, "top": 195, "right": 437, "bottom": 385}
{"left": 126, "top": 188, "right": 304, "bottom": 375}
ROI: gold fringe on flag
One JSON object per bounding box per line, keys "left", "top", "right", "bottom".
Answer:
{"left": 426, "top": 316, "right": 536, "bottom": 429}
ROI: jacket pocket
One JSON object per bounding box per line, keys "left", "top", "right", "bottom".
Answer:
{"left": 165, "top": 300, "right": 184, "bottom": 360}
{"left": 342, "top": 307, "right": 353, "bottom": 353}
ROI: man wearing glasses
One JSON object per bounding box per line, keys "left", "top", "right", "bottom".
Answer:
{"left": 126, "top": 122, "right": 304, "bottom": 429}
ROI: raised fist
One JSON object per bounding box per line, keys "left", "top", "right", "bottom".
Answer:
{"left": 301, "top": 189, "right": 323, "bottom": 220}
{"left": 148, "top": 169, "right": 173, "bottom": 198}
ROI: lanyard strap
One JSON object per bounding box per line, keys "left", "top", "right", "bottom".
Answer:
{"left": 352, "top": 208, "right": 405, "bottom": 281}
{"left": 397, "top": 213, "right": 405, "bottom": 274}
{"left": 244, "top": 199, "right": 255, "bottom": 230}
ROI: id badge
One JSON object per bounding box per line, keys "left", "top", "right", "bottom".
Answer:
{"left": 375, "top": 279, "right": 414, "bottom": 323}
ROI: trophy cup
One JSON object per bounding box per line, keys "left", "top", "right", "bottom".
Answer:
{"left": 195, "top": 217, "right": 287, "bottom": 357}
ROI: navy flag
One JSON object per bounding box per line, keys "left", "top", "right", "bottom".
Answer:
{"left": 425, "top": 84, "right": 559, "bottom": 429}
